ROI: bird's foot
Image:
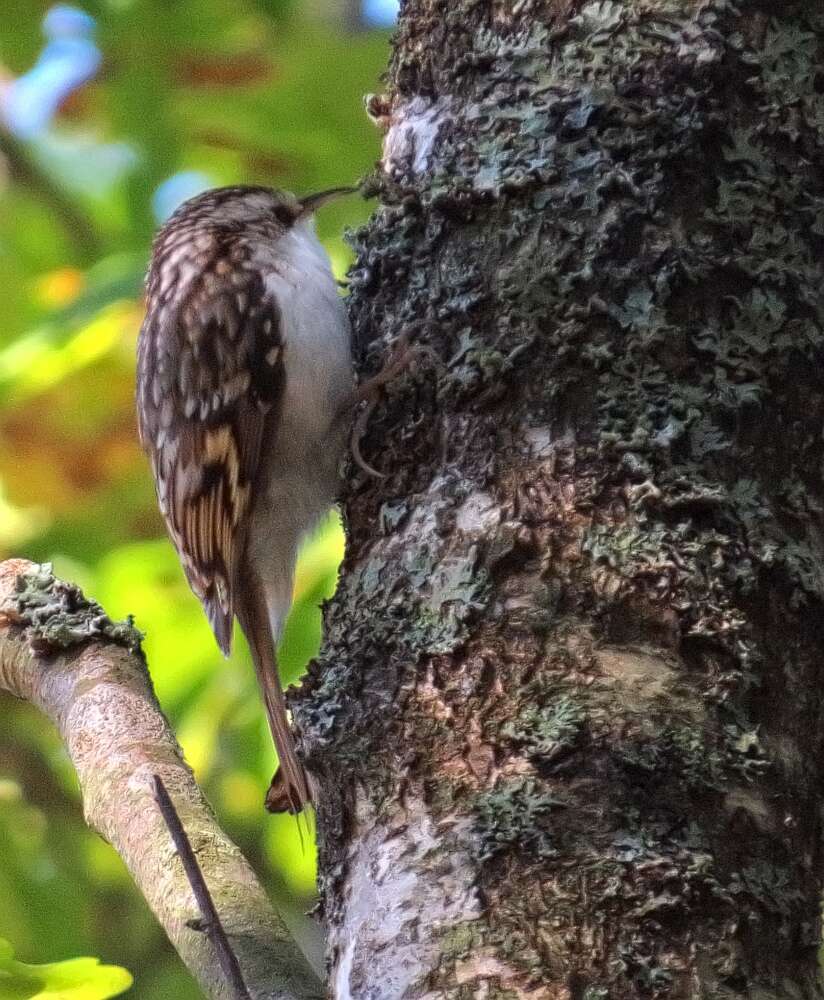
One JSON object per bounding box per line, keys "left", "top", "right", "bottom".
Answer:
{"left": 265, "top": 766, "right": 312, "bottom": 815}
{"left": 265, "top": 767, "right": 295, "bottom": 813}
{"left": 346, "top": 324, "right": 438, "bottom": 479}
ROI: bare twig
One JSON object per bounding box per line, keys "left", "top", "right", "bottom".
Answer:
{"left": 0, "top": 559, "right": 323, "bottom": 1000}
{"left": 0, "top": 131, "right": 101, "bottom": 262}
{"left": 153, "top": 775, "right": 252, "bottom": 1000}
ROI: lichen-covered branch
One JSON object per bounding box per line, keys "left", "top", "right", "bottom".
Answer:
{"left": 296, "top": 1, "right": 824, "bottom": 998}
{"left": 0, "top": 559, "right": 323, "bottom": 1000}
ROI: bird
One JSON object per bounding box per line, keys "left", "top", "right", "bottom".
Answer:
{"left": 136, "top": 184, "right": 357, "bottom": 814}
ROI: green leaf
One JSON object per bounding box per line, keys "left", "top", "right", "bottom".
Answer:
{"left": 0, "top": 938, "right": 131, "bottom": 1000}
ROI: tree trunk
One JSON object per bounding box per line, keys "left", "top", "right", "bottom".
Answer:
{"left": 294, "top": 2, "right": 824, "bottom": 998}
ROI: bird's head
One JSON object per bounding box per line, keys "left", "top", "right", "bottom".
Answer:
{"left": 165, "top": 184, "right": 356, "bottom": 231}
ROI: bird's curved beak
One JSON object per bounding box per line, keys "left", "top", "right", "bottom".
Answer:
{"left": 297, "top": 186, "right": 358, "bottom": 218}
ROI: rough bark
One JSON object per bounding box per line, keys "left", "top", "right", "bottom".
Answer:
{"left": 0, "top": 559, "right": 322, "bottom": 1000}
{"left": 294, "top": 2, "right": 824, "bottom": 998}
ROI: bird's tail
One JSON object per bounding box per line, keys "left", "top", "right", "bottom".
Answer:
{"left": 237, "top": 586, "right": 311, "bottom": 815}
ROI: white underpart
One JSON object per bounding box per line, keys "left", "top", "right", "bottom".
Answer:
{"left": 382, "top": 97, "right": 450, "bottom": 177}
{"left": 246, "top": 220, "right": 353, "bottom": 639}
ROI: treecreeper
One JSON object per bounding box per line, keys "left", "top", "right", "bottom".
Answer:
{"left": 136, "top": 184, "right": 357, "bottom": 814}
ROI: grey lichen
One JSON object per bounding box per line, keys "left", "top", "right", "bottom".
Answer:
{"left": 473, "top": 778, "right": 565, "bottom": 861}
{"left": 614, "top": 722, "right": 769, "bottom": 795}
{"left": 501, "top": 695, "right": 585, "bottom": 765}
{"left": 11, "top": 564, "right": 143, "bottom": 654}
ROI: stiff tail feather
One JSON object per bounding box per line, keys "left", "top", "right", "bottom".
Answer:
{"left": 237, "top": 586, "right": 311, "bottom": 815}
{"left": 257, "top": 659, "right": 311, "bottom": 815}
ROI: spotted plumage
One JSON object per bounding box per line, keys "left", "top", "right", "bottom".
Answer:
{"left": 137, "top": 185, "right": 355, "bottom": 812}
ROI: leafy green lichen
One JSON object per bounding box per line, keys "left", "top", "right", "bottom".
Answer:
{"left": 11, "top": 565, "right": 143, "bottom": 655}
{"left": 473, "top": 778, "right": 565, "bottom": 861}
{"left": 438, "top": 921, "right": 485, "bottom": 963}
{"left": 501, "top": 696, "right": 585, "bottom": 765}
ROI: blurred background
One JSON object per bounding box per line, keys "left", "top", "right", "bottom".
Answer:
{"left": 0, "top": 0, "right": 397, "bottom": 994}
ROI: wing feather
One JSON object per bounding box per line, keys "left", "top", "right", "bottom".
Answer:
{"left": 137, "top": 245, "right": 284, "bottom": 654}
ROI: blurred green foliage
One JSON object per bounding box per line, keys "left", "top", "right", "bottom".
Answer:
{"left": 0, "top": 936, "right": 131, "bottom": 999}
{"left": 0, "top": 1, "right": 386, "bottom": 994}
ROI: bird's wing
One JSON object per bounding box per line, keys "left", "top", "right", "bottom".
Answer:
{"left": 137, "top": 258, "right": 284, "bottom": 654}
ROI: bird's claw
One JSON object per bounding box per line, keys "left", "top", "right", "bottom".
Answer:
{"left": 348, "top": 324, "right": 438, "bottom": 479}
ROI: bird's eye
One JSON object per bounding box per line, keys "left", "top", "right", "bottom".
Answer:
{"left": 273, "top": 204, "right": 296, "bottom": 226}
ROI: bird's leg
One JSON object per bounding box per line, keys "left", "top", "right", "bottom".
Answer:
{"left": 342, "top": 324, "right": 438, "bottom": 478}
{"left": 348, "top": 330, "right": 418, "bottom": 407}
{"left": 349, "top": 396, "right": 385, "bottom": 479}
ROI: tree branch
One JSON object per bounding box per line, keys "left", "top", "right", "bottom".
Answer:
{"left": 0, "top": 558, "right": 323, "bottom": 1000}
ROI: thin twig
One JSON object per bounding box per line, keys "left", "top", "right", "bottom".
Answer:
{"left": 152, "top": 775, "right": 252, "bottom": 1000}
{"left": 0, "top": 131, "right": 101, "bottom": 262}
